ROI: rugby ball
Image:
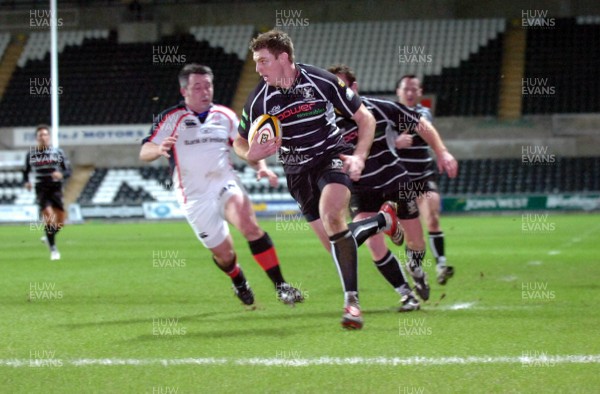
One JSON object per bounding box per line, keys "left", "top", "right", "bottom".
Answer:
{"left": 248, "top": 114, "right": 281, "bottom": 145}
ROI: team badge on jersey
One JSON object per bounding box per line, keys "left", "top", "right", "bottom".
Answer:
{"left": 268, "top": 105, "right": 281, "bottom": 115}
{"left": 331, "top": 158, "right": 343, "bottom": 169}
{"left": 302, "top": 87, "right": 314, "bottom": 101}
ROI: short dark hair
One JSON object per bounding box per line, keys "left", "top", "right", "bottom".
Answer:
{"left": 249, "top": 29, "right": 295, "bottom": 63}
{"left": 396, "top": 74, "right": 420, "bottom": 90}
{"left": 178, "top": 63, "right": 214, "bottom": 88}
{"left": 35, "top": 124, "right": 50, "bottom": 136}
{"left": 327, "top": 64, "right": 357, "bottom": 86}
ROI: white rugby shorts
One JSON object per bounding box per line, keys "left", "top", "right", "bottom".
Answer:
{"left": 182, "top": 178, "right": 245, "bottom": 248}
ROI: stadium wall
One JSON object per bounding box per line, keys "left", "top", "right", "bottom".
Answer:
{"left": 4, "top": 113, "right": 600, "bottom": 167}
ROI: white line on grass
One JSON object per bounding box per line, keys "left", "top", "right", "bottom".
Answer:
{"left": 2, "top": 355, "right": 600, "bottom": 367}
{"left": 434, "top": 302, "right": 541, "bottom": 311}
{"left": 557, "top": 222, "right": 600, "bottom": 250}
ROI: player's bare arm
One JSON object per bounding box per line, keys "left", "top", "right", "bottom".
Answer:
{"left": 139, "top": 135, "right": 178, "bottom": 162}
{"left": 414, "top": 119, "right": 458, "bottom": 178}
{"left": 340, "top": 104, "right": 375, "bottom": 181}
{"left": 233, "top": 134, "right": 279, "bottom": 187}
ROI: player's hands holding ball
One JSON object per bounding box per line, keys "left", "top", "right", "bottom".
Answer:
{"left": 246, "top": 114, "right": 281, "bottom": 162}
{"left": 247, "top": 131, "right": 280, "bottom": 162}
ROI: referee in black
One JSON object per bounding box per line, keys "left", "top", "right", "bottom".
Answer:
{"left": 23, "top": 124, "right": 71, "bottom": 261}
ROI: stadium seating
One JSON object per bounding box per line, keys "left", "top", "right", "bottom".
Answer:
{"left": 523, "top": 18, "right": 600, "bottom": 114}
{"left": 189, "top": 25, "right": 255, "bottom": 61}
{"left": 0, "top": 170, "right": 35, "bottom": 204}
{"left": 78, "top": 167, "right": 175, "bottom": 205}
{"left": 76, "top": 164, "right": 289, "bottom": 205}
{"left": 0, "top": 29, "right": 246, "bottom": 126}
{"left": 437, "top": 156, "right": 600, "bottom": 195}
{"left": 67, "top": 157, "right": 600, "bottom": 207}
{"left": 423, "top": 36, "right": 503, "bottom": 116}
{"left": 279, "top": 19, "right": 505, "bottom": 116}
{"left": 2, "top": 17, "right": 598, "bottom": 121}
{"left": 17, "top": 30, "right": 109, "bottom": 67}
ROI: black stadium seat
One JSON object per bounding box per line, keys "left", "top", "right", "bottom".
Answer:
{"left": 0, "top": 32, "right": 244, "bottom": 126}
{"left": 437, "top": 157, "right": 600, "bottom": 195}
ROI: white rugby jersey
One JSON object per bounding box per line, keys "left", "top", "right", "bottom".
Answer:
{"left": 143, "top": 103, "right": 239, "bottom": 203}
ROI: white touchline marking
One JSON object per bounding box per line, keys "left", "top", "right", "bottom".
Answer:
{"left": 447, "top": 302, "right": 476, "bottom": 310}
{"left": 2, "top": 355, "right": 600, "bottom": 367}
{"left": 435, "top": 303, "right": 541, "bottom": 311}
{"left": 557, "top": 223, "right": 600, "bottom": 250}
{"left": 526, "top": 261, "right": 543, "bottom": 266}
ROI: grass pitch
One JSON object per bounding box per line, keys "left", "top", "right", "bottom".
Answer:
{"left": 1, "top": 213, "right": 599, "bottom": 393}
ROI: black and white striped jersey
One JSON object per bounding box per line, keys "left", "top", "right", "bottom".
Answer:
{"left": 337, "top": 96, "right": 421, "bottom": 192}
{"left": 238, "top": 63, "right": 362, "bottom": 174}
{"left": 23, "top": 146, "right": 71, "bottom": 186}
{"left": 397, "top": 103, "right": 435, "bottom": 181}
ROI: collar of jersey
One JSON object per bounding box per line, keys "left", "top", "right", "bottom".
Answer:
{"left": 186, "top": 104, "right": 212, "bottom": 123}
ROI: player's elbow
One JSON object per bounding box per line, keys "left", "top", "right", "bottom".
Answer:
{"left": 139, "top": 143, "right": 158, "bottom": 162}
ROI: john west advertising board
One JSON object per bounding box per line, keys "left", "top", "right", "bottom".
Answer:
{"left": 443, "top": 194, "right": 600, "bottom": 212}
